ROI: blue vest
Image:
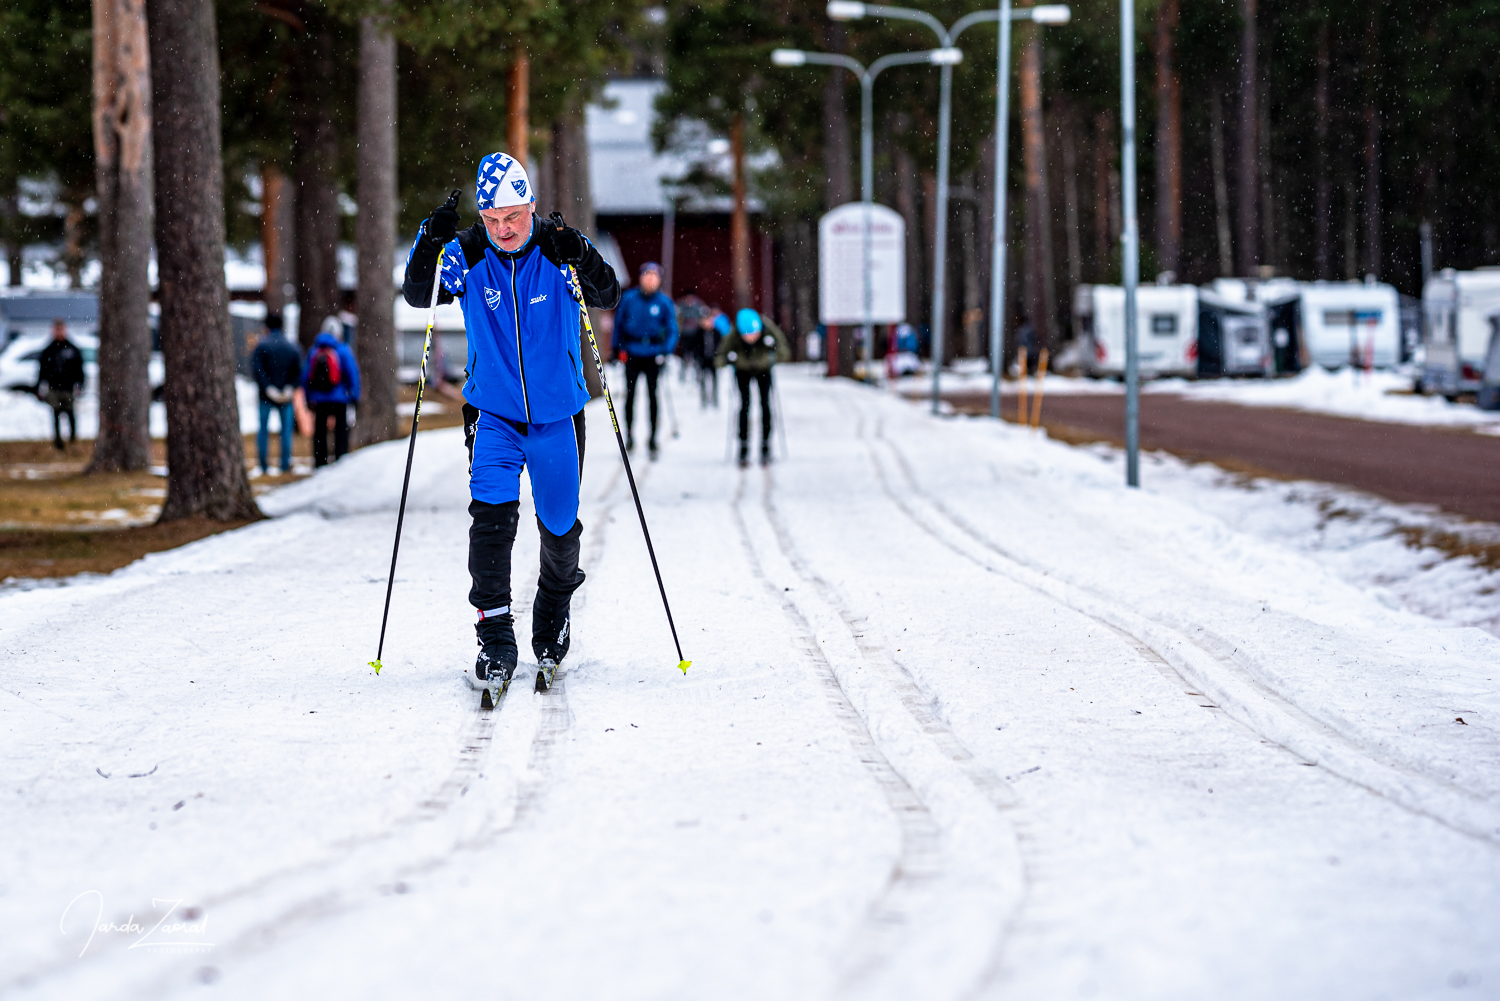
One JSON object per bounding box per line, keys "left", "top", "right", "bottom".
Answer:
{"left": 437, "top": 232, "right": 591, "bottom": 425}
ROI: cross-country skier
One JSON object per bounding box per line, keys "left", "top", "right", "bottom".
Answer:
{"left": 716, "top": 308, "right": 790, "bottom": 467}
{"left": 401, "top": 152, "right": 620, "bottom": 692}
{"left": 612, "top": 261, "right": 679, "bottom": 459}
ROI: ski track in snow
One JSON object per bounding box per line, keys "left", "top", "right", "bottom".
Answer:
{"left": 4, "top": 365, "right": 1499, "bottom": 999}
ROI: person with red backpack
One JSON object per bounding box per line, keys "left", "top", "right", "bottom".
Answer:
{"left": 301, "top": 316, "right": 361, "bottom": 467}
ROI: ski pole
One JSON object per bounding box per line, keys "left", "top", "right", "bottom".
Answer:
{"left": 772, "top": 377, "right": 790, "bottom": 459}
{"left": 371, "top": 200, "right": 456, "bottom": 675}
{"left": 663, "top": 362, "right": 680, "bottom": 438}
{"left": 553, "top": 213, "right": 691, "bottom": 675}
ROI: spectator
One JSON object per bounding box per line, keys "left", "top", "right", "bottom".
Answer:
{"left": 37, "top": 319, "right": 85, "bottom": 451}
{"left": 250, "top": 313, "right": 302, "bottom": 475}
{"left": 302, "top": 315, "right": 361, "bottom": 467}
{"left": 613, "top": 261, "right": 679, "bottom": 459}
{"left": 716, "top": 307, "right": 791, "bottom": 467}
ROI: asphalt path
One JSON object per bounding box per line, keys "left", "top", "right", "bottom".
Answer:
{"left": 938, "top": 390, "right": 1500, "bottom": 524}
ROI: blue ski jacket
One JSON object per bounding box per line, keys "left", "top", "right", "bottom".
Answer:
{"left": 613, "top": 288, "right": 679, "bottom": 359}
{"left": 302, "top": 332, "right": 361, "bottom": 405}
{"left": 402, "top": 216, "right": 620, "bottom": 425}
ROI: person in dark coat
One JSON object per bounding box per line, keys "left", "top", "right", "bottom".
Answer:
{"left": 301, "top": 317, "right": 362, "bottom": 467}
{"left": 613, "top": 261, "right": 679, "bottom": 458}
{"left": 37, "top": 319, "right": 85, "bottom": 450}
{"left": 251, "top": 313, "right": 302, "bottom": 474}
{"left": 715, "top": 308, "right": 791, "bottom": 467}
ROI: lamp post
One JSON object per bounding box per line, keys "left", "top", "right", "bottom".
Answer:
{"left": 772, "top": 46, "right": 959, "bottom": 373}
{"left": 829, "top": 1, "right": 1066, "bottom": 416}
{"left": 1121, "top": 0, "right": 1140, "bottom": 486}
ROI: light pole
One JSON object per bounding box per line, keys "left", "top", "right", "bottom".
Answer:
{"left": 772, "top": 46, "right": 959, "bottom": 374}
{"left": 829, "top": 1, "right": 1065, "bottom": 415}
{"left": 1121, "top": 0, "right": 1140, "bottom": 486}
{"left": 980, "top": 2, "right": 1070, "bottom": 419}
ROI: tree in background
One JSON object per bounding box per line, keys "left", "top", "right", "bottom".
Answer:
{"left": 148, "top": 0, "right": 259, "bottom": 521}
{"left": 87, "top": 0, "right": 154, "bottom": 474}
{"left": 353, "top": 4, "right": 398, "bottom": 447}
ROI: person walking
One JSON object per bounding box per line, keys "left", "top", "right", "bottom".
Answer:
{"left": 401, "top": 152, "right": 620, "bottom": 692}
{"left": 250, "top": 313, "right": 301, "bottom": 474}
{"left": 302, "top": 315, "right": 361, "bottom": 467}
{"left": 716, "top": 307, "right": 790, "bottom": 467}
{"left": 36, "top": 319, "right": 85, "bottom": 450}
{"left": 613, "top": 261, "right": 678, "bottom": 459}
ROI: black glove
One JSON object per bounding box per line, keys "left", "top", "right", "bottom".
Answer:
{"left": 424, "top": 189, "right": 462, "bottom": 245}
{"left": 546, "top": 211, "right": 588, "bottom": 264}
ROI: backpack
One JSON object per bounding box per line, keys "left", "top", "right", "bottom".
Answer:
{"left": 309, "top": 346, "right": 341, "bottom": 393}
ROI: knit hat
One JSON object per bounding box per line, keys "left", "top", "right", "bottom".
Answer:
{"left": 475, "top": 151, "right": 535, "bottom": 210}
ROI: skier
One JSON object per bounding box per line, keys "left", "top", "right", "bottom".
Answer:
{"left": 36, "top": 319, "right": 85, "bottom": 450}
{"left": 613, "top": 261, "right": 678, "bottom": 459}
{"left": 401, "top": 152, "right": 620, "bottom": 692}
{"left": 715, "top": 307, "right": 790, "bottom": 467}
{"left": 301, "top": 316, "right": 361, "bottom": 467}
{"left": 250, "top": 314, "right": 301, "bottom": 475}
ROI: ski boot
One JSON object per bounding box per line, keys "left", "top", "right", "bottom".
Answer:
{"left": 760, "top": 440, "right": 772, "bottom": 466}
{"left": 649, "top": 438, "right": 660, "bottom": 461}
{"left": 469, "top": 613, "right": 517, "bottom": 706}
{"left": 737, "top": 442, "right": 750, "bottom": 469}
{"left": 534, "top": 519, "right": 585, "bottom": 692}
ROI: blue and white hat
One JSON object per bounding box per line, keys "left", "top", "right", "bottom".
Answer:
{"left": 475, "top": 151, "right": 535, "bottom": 210}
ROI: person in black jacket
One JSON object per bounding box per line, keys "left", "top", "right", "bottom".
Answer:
{"left": 250, "top": 313, "right": 302, "bottom": 474}
{"left": 37, "top": 319, "right": 85, "bottom": 450}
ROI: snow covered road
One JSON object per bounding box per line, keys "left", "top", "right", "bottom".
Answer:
{"left": 3, "top": 367, "right": 1498, "bottom": 999}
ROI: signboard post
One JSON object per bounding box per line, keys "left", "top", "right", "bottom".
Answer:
{"left": 819, "top": 202, "right": 905, "bottom": 377}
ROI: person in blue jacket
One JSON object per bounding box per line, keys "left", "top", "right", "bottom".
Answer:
{"left": 302, "top": 316, "right": 361, "bottom": 467}
{"left": 613, "top": 261, "right": 678, "bottom": 459}
{"left": 402, "top": 152, "right": 620, "bottom": 692}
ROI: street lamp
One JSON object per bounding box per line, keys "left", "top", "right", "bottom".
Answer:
{"left": 972, "top": 1, "right": 1071, "bottom": 419}
{"left": 829, "top": 1, "right": 1067, "bottom": 415}
{"left": 1121, "top": 0, "right": 1140, "bottom": 486}
{"left": 771, "top": 46, "right": 959, "bottom": 374}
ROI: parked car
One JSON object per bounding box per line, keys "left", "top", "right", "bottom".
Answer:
{"left": 1421, "top": 268, "right": 1500, "bottom": 398}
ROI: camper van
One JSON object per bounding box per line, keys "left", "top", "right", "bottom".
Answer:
{"left": 1081, "top": 284, "right": 1198, "bottom": 378}
{"left": 394, "top": 294, "right": 468, "bottom": 384}
{"left": 1197, "top": 289, "right": 1273, "bottom": 376}
{"left": 1421, "top": 268, "right": 1500, "bottom": 397}
{"left": 1297, "top": 281, "right": 1401, "bottom": 370}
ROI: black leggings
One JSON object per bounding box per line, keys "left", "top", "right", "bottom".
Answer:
{"left": 736, "top": 369, "right": 773, "bottom": 445}
{"left": 623, "top": 356, "right": 661, "bottom": 441}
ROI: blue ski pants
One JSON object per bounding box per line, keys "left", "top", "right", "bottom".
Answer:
{"left": 469, "top": 408, "right": 585, "bottom": 537}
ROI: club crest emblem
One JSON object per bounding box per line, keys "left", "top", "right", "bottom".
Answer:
{"left": 512, "top": 178, "right": 528, "bottom": 198}
{"left": 484, "top": 287, "right": 502, "bottom": 310}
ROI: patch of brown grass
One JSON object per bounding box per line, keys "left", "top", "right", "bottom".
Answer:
{"left": 0, "top": 516, "right": 255, "bottom": 580}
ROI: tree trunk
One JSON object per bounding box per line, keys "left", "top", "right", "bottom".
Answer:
{"left": 1, "top": 185, "right": 20, "bottom": 285}
{"left": 821, "top": 22, "right": 852, "bottom": 207}
{"left": 354, "top": 13, "right": 397, "bottom": 448}
{"left": 1153, "top": 0, "right": 1181, "bottom": 279}
{"left": 547, "top": 99, "right": 601, "bottom": 396}
{"left": 507, "top": 46, "right": 529, "bottom": 166}
{"left": 1314, "top": 23, "right": 1332, "bottom": 279}
{"left": 958, "top": 178, "right": 982, "bottom": 358}
{"left": 1236, "top": 0, "right": 1260, "bottom": 275}
{"left": 895, "top": 140, "right": 924, "bottom": 334}
{"left": 1342, "top": 173, "right": 1358, "bottom": 280}
{"left": 1020, "top": 31, "right": 1051, "bottom": 345}
{"left": 1060, "top": 108, "right": 1083, "bottom": 289}
{"left": 730, "top": 113, "right": 751, "bottom": 310}
{"left": 292, "top": 15, "right": 339, "bottom": 350}
{"left": 261, "top": 163, "right": 291, "bottom": 316}
{"left": 88, "top": 0, "right": 154, "bottom": 474}
{"left": 1360, "top": 4, "right": 1381, "bottom": 278}
{"left": 1259, "top": 40, "right": 1276, "bottom": 271}
{"left": 1209, "top": 90, "right": 1234, "bottom": 277}
{"left": 1092, "top": 109, "right": 1116, "bottom": 280}
{"left": 147, "top": 0, "right": 260, "bottom": 522}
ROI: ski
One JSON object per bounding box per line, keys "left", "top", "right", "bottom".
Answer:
{"left": 466, "top": 670, "right": 511, "bottom": 710}
{"left": 535, "top": 659, "right": 558, "bottom": 693}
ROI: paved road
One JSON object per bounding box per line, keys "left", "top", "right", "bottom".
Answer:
{"left": 938, "top": 390, "right": 1500, "bottom": 524}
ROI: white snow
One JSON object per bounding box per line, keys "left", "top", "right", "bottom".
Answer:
{"left": 3, "top": 364, "right": 1498, "bottom": 999}
{"left": 0, "top": 378, "right": 262, "bottom": 442}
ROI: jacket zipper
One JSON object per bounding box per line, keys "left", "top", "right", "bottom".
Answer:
{"left": 509, "top": 257, "right": 532, "bottom": 422}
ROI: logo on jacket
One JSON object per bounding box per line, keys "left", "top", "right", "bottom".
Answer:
{"left": 529, "top": 293, "right": 548, "bottom": 305}
{"left": 484, "top": 287, "right": 502, "bottom": 310}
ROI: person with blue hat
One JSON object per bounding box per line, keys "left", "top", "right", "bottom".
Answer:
{"left": 612, "top": 260, "right": 679, "bottom": 459}
{"left": 401, "top": 151, "right": 621, "bottom": 693}
{"left": 715, "top": 307, "right": 791, "bottom": 467}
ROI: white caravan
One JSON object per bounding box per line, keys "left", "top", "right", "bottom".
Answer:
{"left": 1421, "top": 268, "right": 1500, "bottom": 396}
{"left": 1081, "top": 284, "right": 1199, "bottom": 378}
{"left": 1296, "top": 281, "right": 1401, "bottom": 370}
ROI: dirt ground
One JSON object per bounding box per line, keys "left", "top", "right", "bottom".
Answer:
{"left": 0, "top": 386, "right": 465, "bottom": 583}
{"left": 931, "top": 388, "right": 1500, "bottom": 525}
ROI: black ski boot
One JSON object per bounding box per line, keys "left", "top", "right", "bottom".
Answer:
{"left": 474, "top": 614, "right": 518, "bottom": 689}
{"left": 737, "top": 441, "right": 750, "bottom": 468}
{"left": 760, "top": 440, "right": 772, "bottom": 466}
{"left": 649, "top": 438, "right": 660, "bottom": 461}
{"left": 533, "top": 517, "right": 585, "bottom": 690}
